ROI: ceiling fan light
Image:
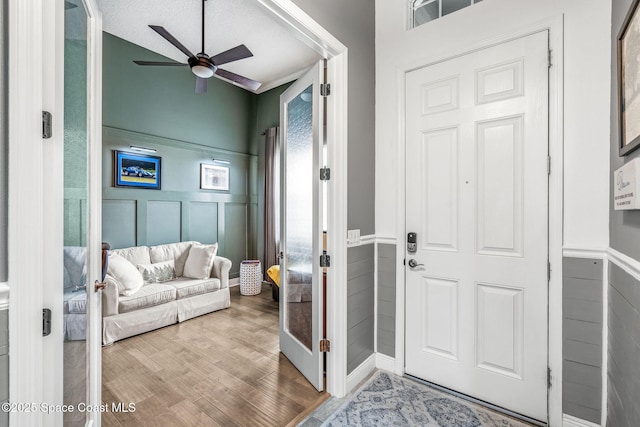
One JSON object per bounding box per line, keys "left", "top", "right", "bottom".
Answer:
{"left": 192, "top": 64, "right": 214, "bottom": 78}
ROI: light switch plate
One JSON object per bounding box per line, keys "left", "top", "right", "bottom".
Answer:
{"left": 347, "top": 229, "right": 361, "bottom": 247}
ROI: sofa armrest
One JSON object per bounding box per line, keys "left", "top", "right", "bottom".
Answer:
{"left": 102, "top": 274, "right": 120, "bottom": 317}
{"left": 211, "top": 256, "right": 232, "bottom": 289}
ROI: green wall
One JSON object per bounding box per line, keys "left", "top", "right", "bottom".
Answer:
{"left": 103, "top": 33, "right": 255, "bottom": 154}
{"left": 97, "top": 33, "right": 284, "bottom": 277}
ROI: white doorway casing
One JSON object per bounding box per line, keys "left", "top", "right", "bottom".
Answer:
{"left": 11, "top": 3, "right": 349, "bottom": 426}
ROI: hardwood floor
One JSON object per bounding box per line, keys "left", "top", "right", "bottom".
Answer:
{"left": 102, "top": 284, "right": 326, "bottom": 427}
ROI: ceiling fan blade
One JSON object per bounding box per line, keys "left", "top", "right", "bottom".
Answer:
{"left": 210, "top": 44, "right": 253, "bottom": 66}
{"left": 149, "top": 25, "right": 196, "bottom": 59}
{"left": 195, "top": 77, "right": 208, "bottom": 94}
{"left": 215, "top": 68, "right": 261, "bottom": 92}
{"left": 133, "top": 61, "right": 187, "bottom": 66}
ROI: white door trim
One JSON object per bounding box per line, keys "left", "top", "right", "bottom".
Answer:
{"left": 255, "top": 0, "right": 349, "bottom": 398}
{"left": 8, "top": 0, "right": 48, "bottom": 425}
{"left": 394, "top": 16, "right": 564, "bottom": 426}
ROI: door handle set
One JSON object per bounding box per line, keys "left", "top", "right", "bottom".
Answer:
{"left": 407, "top": 259, "right": 424, "bottom": 268}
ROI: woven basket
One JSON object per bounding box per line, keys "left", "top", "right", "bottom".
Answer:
{"left": 240, "top": 260, "right": 262, "bottom": 296}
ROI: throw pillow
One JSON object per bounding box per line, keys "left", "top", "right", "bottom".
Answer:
{"left": 137, "top": 260, "right": 176, "bottom": 284}
{"left": 107, "top": 253, "right": 144, "bottom": 296}
{"left": 182, "top": 243, "right": 218, "bottom": 279}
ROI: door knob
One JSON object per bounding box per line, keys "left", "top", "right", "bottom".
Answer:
{"left": 408, "top": 259, "right": 424, "bottom": 268}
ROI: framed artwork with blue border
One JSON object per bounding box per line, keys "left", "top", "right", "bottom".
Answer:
{"left": 114, "top": 150, "right": 161, "bottom": 189}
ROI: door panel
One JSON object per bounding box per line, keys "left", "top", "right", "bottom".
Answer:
{"left": 405, "top": 32, "right": 549, "bottom": 421}
{"left": 279, "top": 61, "right": 324, "bottom": 391}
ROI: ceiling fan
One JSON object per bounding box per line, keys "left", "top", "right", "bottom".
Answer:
{"left": 133, "top": 0, "right": 261, "bottom": 93}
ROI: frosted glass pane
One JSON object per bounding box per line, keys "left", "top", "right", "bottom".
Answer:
{"left": 285, "top": 84, "right": 313, "bottom": 351}
{"left": 63, "top": 2, "right": 89, "bottom": 425}
{"left": 442, "top": 0, "right": 471, "bottom": 16}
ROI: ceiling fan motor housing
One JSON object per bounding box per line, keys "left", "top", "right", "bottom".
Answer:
{"left": 189, "top": 54, "right": 217, "bottom": 78}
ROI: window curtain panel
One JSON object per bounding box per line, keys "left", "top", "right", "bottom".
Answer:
{"left": 263, "top": 127, "right": 280, "bottom": 274}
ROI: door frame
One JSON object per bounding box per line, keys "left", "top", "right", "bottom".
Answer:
{"left": 394, "top": 17, "right": 564, "bottom": 426}
{"left": 11, "top": 3, "right": 349, "bottom": 422}
{"left": 255, "top": 0, "right": 349, "bottom": 398}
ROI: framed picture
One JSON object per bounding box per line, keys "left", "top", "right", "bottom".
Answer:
{"left": 200, "top": 163, "right": 229, "bottom": 191}
{"left": 618, "top": 0, "right": 640, "bottom": 156}
{"left": 114, "top": 150, "right": 161, "bottom": 189}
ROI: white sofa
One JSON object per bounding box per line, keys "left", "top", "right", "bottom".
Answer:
{"left": 102, "top": 241, "right": 231, "bottom": 345}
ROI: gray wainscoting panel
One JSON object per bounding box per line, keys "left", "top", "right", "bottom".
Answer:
{"left": 189, "top": 201, "right": 218, "bottom": 244}
{"left": 102, "top": 200, "right": 137, "bottom": 249}
{"left": 347, "top": 244, "right": 375, "bottom": 374}
{"left": 608, "top": 262, "right": 640, "bottom": 427}
{"left": 377, "top": 243, "right": 396, "bottom": 358}
{"left": 562, "top": 257, "right": 602, "bottom": 424}
{"left": 63, "top": 196, "right": 87, "bottom": 247}
{"left": 147, "top": 201, "right": 181, "bottom": 246}
{"left": 223, "top": 203, "right": 248, "bottom": 278}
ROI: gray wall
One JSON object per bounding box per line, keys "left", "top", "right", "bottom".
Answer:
{"left": 0, "top": 0, "right": 7, "bottom": 283}
{"left": 377, "top": 243, "right": 396, "bottom": 358}
{"left": 347, "top": 244, "right": 375, "bottom": 374}
{"left": 608, "top": 263, "right": 640, "bottom": 427}
{"left": 562, "top": 257, "right": 603, "bottom": 424}
{"left": 609, "top": 2, "right": 640, "bottom": 426}
{"left": 0, "top": 310, "right": 7, "bottom": 427}
{"left": 290, "top": 0, "right": 376, "bottom": 236}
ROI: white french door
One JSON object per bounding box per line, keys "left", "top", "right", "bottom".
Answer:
{"left": 404, "top": 32, "right": 549, "bottom": 421}
{"left": 41, "top": 0, "right": 103, "bottom": 426}
{"left": 279, "top": 61, "right": 325, "bottom": 391}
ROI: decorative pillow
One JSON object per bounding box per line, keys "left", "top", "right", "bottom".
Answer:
{"left": 137, "top": 260, "right": 176, "bottom": 284}
{"left": 107, "top": 253, "right": 144, "bottom": 296}
{"left": 182, "top": 243, "right": 218, "bottom": 279}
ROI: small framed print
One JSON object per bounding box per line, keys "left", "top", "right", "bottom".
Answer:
{"left": 200, "top": 163, "right": 229, "bottom": 191}
{"left": 618, "top": 0, "right": 640, "bottom": 156}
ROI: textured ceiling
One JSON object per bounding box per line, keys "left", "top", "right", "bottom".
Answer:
{"left": 95, "top": 0, "right": 323, "bottom": 93}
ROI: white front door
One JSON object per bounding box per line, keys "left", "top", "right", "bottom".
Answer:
{"left": 279, "top": 61, "right": 325, "bottom": 391}
{"left": 405, "top": 32, "right": 549, "bottom": 421}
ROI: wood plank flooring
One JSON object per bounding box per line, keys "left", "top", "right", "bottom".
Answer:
{"left": 102, "top": 284, "right": 326, "bottom": 427}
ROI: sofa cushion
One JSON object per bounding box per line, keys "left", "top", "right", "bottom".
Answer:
{"left": 168, "top": 277, "right": 221, "bottom": 299}
{"left": 183, "top": 243, "right": 218, "bottom": 279}
{"left": 107, "top": 253, "right": 144, "bottom": 296}
{"left": 137, "top": 260, "right": 177, "bottom": 284}
{"left": 112, "top": 246, "right": 151, "bottom": 266}
{"left": 118, "top": 283, "right": 177, "bottom": 313}
{"left": 149, "top": 241, "right": 197, "bottom": 277}
{"left": 64, "top": 291, "right": 87, "bottom": 314}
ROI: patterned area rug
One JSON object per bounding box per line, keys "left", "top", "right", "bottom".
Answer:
{"left": 320, "top": 371, "right": 532, "bottom": 427}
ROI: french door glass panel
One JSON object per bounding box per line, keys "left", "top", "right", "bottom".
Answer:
{"left": 279, "top": 61, "right": 324, "bottom": 391}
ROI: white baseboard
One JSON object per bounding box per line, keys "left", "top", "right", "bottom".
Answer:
{"left": 229, "top": 278, "right": 239, "bottom": 287}
{"left": 375, "top": 353, "right": 395, "bottom": 372}
{"left": 0, "top": 283, "right": 8, "bottom": 310}
{"left": 346, "top": 353, "right": 376, "bottom": 393}
{"left": 563, "top": 414, "right": 600, "bottom": 427}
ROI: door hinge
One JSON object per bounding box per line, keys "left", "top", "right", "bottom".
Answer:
{"left": 548, "top": 367, "right": 552, "bottom": 388}
{"left": 548, "top": 49, "right": 552, "bottom": 68}
{"left": 43, "top": 308, "right": 52, "bottom": 336}
{"left": 320, "top": 167, "right": 331, "bottom": 181}
{"left": 547, "top": 155, "right": 551, "bottom": 175}
{"left": 320, "top": 339, "right": 331, "bottom": 352}
{"left": 320, "top": 252, "right": 331, "bottom": 268}
{"left": 320, "top": 83, "right": 331, "bottom": 97}
{"left": 42, "top": 111, "right": 52, "bottom": 139}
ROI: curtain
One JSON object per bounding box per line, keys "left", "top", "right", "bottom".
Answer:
{"left": 263, "top": 127, "right": 280, "bottom": 274}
